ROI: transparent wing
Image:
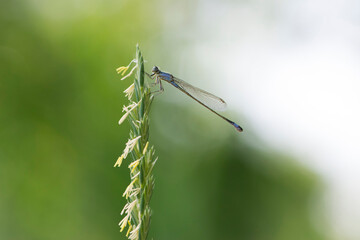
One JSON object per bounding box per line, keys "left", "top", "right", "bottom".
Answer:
{"left": 172, "top": 76, "right": 227, "bottom": 111}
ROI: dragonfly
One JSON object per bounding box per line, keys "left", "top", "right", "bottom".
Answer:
{"left": 148, "top": 66, "right": 243, "bottom": 132}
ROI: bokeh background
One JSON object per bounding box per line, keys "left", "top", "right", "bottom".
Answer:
{"left": 1, "top": 0, "right": 359, "bottom": 240}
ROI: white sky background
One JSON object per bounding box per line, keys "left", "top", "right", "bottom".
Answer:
{"left": 159, "top": 0, "right": 360, "bottom": 239}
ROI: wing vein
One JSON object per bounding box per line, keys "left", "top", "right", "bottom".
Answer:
{"left": 171, "top": 77, "right": 227, "bottom": 111}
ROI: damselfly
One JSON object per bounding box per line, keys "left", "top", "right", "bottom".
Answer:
{"left": 148, "top": 66, "right": 243, "bottom": 132}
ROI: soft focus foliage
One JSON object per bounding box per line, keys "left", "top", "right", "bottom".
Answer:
{"left": 0, "top": 1, "right": 327, "bottom": 240}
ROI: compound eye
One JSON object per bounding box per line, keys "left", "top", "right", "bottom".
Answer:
{"left": 152, "top": 66, "right": 159, "bottom": 73}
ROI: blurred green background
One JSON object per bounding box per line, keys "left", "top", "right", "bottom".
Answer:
{"left": 0, "top": 1, "right": 328, "bottom": 240}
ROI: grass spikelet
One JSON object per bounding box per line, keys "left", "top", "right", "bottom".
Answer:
{"left": 115, "top": 45, "right": 156, "bottom": 240}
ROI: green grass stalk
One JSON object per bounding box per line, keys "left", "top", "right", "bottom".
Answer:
{"left": 114, "top": 45, "right": 157, "bottom": 240}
